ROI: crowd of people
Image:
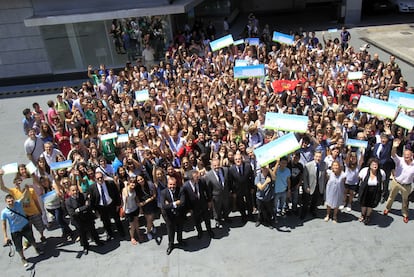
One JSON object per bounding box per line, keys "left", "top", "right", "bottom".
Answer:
{"left": 2, "top": 15, "right": 414, "bottom": 268}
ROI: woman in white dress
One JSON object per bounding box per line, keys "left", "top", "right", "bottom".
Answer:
{"left": 324, "top": 161, "right": 346, "bottom": 223}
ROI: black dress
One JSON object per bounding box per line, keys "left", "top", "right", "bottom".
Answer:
{"left": 358, "top": 169, "right": 382, "bottom": 208}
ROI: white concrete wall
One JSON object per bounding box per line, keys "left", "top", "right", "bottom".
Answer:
{"left": 0, "top": 0, "right": 51, "bottom": 78}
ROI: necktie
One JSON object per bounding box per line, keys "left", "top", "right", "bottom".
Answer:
{"left": 239, "top": 165, "right": 243, "bottom": 176}
{"left": 316, "top": 164, "right": 320, "bottom": 187}
{"left": 101, "top": 185, "right": 107, "bottom": 206}
{"left": 195, "top": 183, "right": 199, "bottom": 199}
{"left": 218, "top": 169, "right": 224, "bottom": 187}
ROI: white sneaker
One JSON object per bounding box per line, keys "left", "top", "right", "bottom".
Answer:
{"left": 346, "top": 206, "right": 352, "bottom": 212}
{"left": 21, "top": 258, "right": 29, "bottom": 267}
{"left": 339, "top": 205, "right": 345, "bottom": 210}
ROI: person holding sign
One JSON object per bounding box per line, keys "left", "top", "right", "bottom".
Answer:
{"left": 383, "top": 139, "right": 414, "bottom": 223}
{"left": 0, "top": 169, "right": 46, "bottom": 243}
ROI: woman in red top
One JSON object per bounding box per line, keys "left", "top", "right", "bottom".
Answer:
{"left": 54, "top": 124, "right": 71, "bottom": 158}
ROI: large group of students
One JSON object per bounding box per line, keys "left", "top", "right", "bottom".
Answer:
{"left": 1, "top": 16, "right": 414, "bottom": 268}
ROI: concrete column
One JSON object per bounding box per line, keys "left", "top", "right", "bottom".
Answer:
{"left": 65, "top": 23, "right": 84, "bottom": 70}
{"left": 344, "top": 0, "right": 362, "bottom": 25}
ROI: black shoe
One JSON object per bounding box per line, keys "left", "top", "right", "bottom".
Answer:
{"left": 177, "top": 240, "right": 187, "bottom": 247}
{"left": 35, "top": 247, "right": 44, "bottom": 255}
{"left": 215, "top": 222, "right": 223, "bottom": 229}
{"left": 224, "top": 218, "right": 232, "bottom": 223}
{"left": 83, "top": 247, "right": 89, "bottom": 255}
{"left": 166, "top": 246, "right": 173, "bottom": 255}
{"left": 255, "top": 221, "right": 261, "bottom": 227}
{"left": 197, "top": 232, "right": 203, "bottom": 239}
{"left": 106, "top": 234, "right": 114, "bottom": 242}
{"left": 95, "top": 240, "right": 104, "bottom": 246}
{"left": 208, "top": 230, "right": 215, "bottom": 239}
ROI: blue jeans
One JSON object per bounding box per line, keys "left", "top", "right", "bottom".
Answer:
{"left": 47, "top": 207, "right": 72, "bottom": 235}
{"left": 274, "top": 191, "right": 287, "bottom": 214}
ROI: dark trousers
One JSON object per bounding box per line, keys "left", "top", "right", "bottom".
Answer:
{"left": 256, "top": 199, "right": 274, "bottom": 224}
{"left": 162, "top": 211, "right": 184, "bottom": 247}
{"left": 11, "top": 223, "right": 36, "bottom": 252}
{"left": 76, "top": 220, "right": 100, "bottom": 248}
{"left": 236, "top": 191, "right": 253, "bottom": 218}
{"left": 97, "top": 203, "right": 124, "bottom": 237}
{"left": 192, "top": 208, "right": 212, "bottom": 233}
{"left": 301, "top": 190, "right": 323, "bottom": 218}
{"left": 212, "top": 194, "right": 229, "bottom": 222}
{"left": 47, "top": 207, "right": 72, "bottom": 235}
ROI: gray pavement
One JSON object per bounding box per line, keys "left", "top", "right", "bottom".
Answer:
{"left": 1, "top": 9, "right": 414, "bottom": 277}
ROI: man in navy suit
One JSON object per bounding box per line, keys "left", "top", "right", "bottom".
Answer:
{"left": 89, "top": 172, "right": 125, "bottom": 240}
{"left": 160, "top": 176, "right": 186, "bottom": 255}
{"left": 183, "top": 170, "right": 214, "bottom": 239}
{"left": 371, "top": 133, "right": 394, "bottom": 202}
{"left": 228, "top": 154, "right": 255, "bottom": 222}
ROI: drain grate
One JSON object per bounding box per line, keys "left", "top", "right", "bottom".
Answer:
{"left": 400, "top": 31, "right": 412, "bottom": 35}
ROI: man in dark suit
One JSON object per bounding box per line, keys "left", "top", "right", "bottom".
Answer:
{"left": 228, "top": 153, "right": 255, "bottom": 222}
{"left": 371, "top": 133, "right": 394, "bottom": 202}
{"left": 203, "top": 158, "right": 230, "bottom": 228}
{"left": 89, "top": 172, "right": 125, "bottom": 240}
{"left": 65, "top": 184, "right": 103, "bottom": 254}
{"left": 161, "top": 176, "right": 186, "bottom": 255}
{"left": 301, "top": 151, "right": 327, "bottom": 219}
{"left": 183, "top": 170, "right": 214, "bottom": 239}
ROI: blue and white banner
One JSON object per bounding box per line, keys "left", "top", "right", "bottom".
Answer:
{"left": 233, "top": 39, "right": 244, "bottom": 46}
{"left": 246, "top": 38, "right": 260, "bottom": 45}
{"left": 235, "top": 59, "right": 249, "bottom": 67}
{"left": 26, "top": 162, "right": 37, "bottom": 175}
{"left": 395, "top": 112, "right": 414, "bottom": 130}
{"left": 50, "top": 160, "right": 73, "bottom": 171}
{"left": 117, "top": 133, "right": 129, "bottom": 143}
{"left": 328, "top": 28, "right": 338, "bottom": 33}
{"left": 210, "top": 34, "right": 234, "bottom": 52}
{"left": 264, "top": 112, "right": 308, "bottom": 133}
{"left": 347, "top": 71, "right": 363, "bottom": 80}
{"left": 388, "top": 90, "right": 414, "bottom": 110}
{"left": 272, "top": 31, "right": 294, "bottom": 45}
{"left": 41, "top": 190, "right": 61, "bottom": 209}
{"left": 357, "top": 95, "right": 398, "bottom": 119}
{"left": 1, "top": 162, "right": 18, "bottom": 175}
{"left": 254, "top": 133, "right": 300, "bottom": 167}
{"left": 134, "top": 89, "right": 149, "bottom": 103}
{"left": 233, "top": 64, "right": 265, "bottom": 79}
{"left": 100, "top": 132, "right": 118, "bottom": 141}
{"left": 346, "top": 138, "right": 368, "bottom": 148}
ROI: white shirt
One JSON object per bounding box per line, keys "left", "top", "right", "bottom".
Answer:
{"left": 392, "top": 155, "right": 414, "bottom": 184}
{"left": 359, "top": 167, "right": 386, "bottom": 186}
{"left": 97, "top": 182, "right": 112, "bottom": 206}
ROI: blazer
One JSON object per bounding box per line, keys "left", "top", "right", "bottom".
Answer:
{"left": 303, "top": 160, "right": 327, "bottom": 195}
{"left": 228, "top": 162, "right": 254, "bottom": 194}
{"left": 203, "top": 167, "right": 230, "bottom": 197}
{"left": 160, "top": 187, "right": 185, "bottom": 218}
{"left": 65, "top": 193, "right": 94, "bottom": 224}
{"left": 372, "top": 141, "right": 394, "bottom": 170}
{"left": 182, "top": 178, "right": 211, "bottom": 211}
{"left": 89, "top": 180, "right": 121, "bottom": 209}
